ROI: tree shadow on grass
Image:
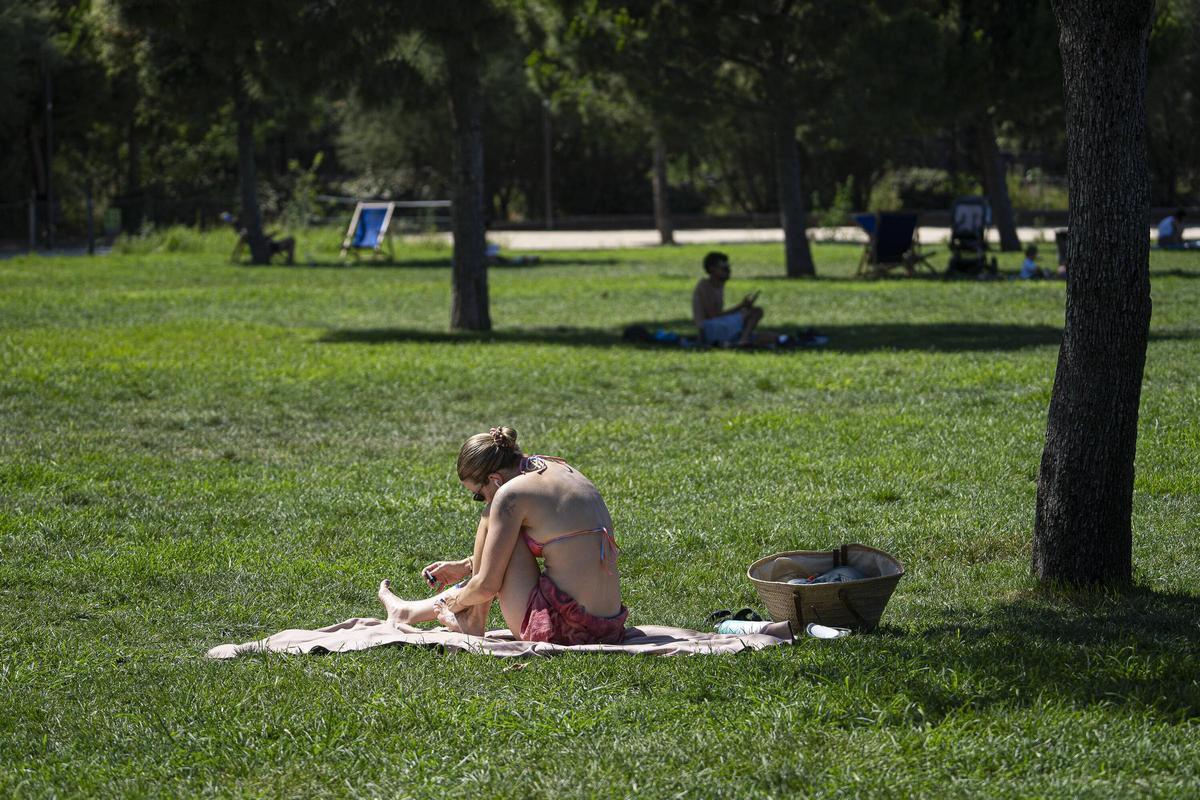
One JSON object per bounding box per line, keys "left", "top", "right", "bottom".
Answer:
{"left": 854, "top": 587, "right": 1200, "bottom": 724}
{"left": 319, "top": 321, "right": 1059, "bottom": 352}
{"left": 318, "top": 322, "right": 1195, "bottom": 352}
{"left": 291, "top": 255, "right": 619, "bottom": 269}
{"left": 1150, "top": 267, "right": 1200, "bottom": 279}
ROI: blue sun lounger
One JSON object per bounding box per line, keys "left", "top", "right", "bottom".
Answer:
{"left": 341, "top": 202, "right": 396, "bottom": 261}
{"left": 854, "top": 212, "right": 934, "bottom": 277}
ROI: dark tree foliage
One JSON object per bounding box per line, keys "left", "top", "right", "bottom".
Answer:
{"left": 942, "top": 0, "right": 1063, "bottom": 251}
{"left": 359, "top": 1, "right": 516, "bottom": 331}
{"left": 531, "top": 1, "right": 720, "bottom": 244}
{"left": 671, "top": 0, "right": 866, "bottom": 277}
{"left": 2, "top": 0, "right": 1198, "bottom": 256}
{"left": 1147, "top": 0, "right": 1200, "bottom": 205}
{"left": 106, "top": 0, "right": 373, "bottom": 263}
{"left": 0, "top": 1, "right": 128, "bottom": 242}
{"left": 640, "top": 0, "right": 942, "bottom": 277}
{"left": 1032, "top": 0, "right": 1155, "bottom": 586}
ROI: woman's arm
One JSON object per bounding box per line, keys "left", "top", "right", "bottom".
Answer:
{"left": 444, "top": 487, "right": 524, "bottom": 611}
{"left": 422, "top": 513, "right": 487, "bottom": 588}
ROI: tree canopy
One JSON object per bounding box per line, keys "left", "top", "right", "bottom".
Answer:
{"left": 0, "top": 0, "right": 1194, "bottom": 256}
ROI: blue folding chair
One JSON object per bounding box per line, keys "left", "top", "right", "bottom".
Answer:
{"left": 855, "top": 212, "right": 934, "bottom": 277}
{"left": 341, "top": 202, "right": 396, "bottom": 262}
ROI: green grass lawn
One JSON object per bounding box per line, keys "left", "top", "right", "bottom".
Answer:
{"left": 2, "top": 230, "right": 1198, "bottom": 798}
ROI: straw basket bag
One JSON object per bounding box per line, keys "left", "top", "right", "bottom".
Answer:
{"left": 748, "top": 544, "right": 905, "bottom": 631}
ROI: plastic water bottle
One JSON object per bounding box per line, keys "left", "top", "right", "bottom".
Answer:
{"left": 715, "top": 620, "right": 774, "bottom": 635}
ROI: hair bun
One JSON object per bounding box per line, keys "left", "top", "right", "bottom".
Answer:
{"left": 488, "top": 426, "right": 518, "bottom": 450}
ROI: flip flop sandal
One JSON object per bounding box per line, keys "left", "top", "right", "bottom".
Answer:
{"left": 731, "top": 608, "right": 764, "bottom": 621}
{"left": 706, "top": 609, "right": 734, "bottom": 625}
{"left": 707, "top": 608, "right": 764, "bottom": 627}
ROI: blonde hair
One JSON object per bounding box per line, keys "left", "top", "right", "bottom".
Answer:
{"left": 457, "top": 426, "right": 523, "bottom": 482}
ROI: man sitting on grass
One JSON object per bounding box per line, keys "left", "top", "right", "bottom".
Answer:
{"left": 691, "top": 251, "right": 764, "bottom": 346}
{"left": 221, "top": 212, "right": 296, "bottom": 265}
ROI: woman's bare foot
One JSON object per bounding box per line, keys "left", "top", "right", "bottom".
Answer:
{"left": 378, "top": 579, "right": 414, "bottom": 624}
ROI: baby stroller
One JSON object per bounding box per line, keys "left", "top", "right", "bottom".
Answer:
{"left": 946, "top": 196, "right": 998, "bottom": 278}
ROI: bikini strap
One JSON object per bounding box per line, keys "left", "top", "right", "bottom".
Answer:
{"left": 534, "top": 526, "right": 620, "bottom": 575}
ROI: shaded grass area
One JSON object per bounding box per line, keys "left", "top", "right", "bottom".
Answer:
{"left": 1, "top": 234, "right": 1199, "bottom": 797}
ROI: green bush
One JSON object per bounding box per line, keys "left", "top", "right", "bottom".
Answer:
{"left": 111, "top": 224, "right": 217, "bottom": 255}
{"left": 868, "top": 168, "right": 980, "bottom": 211}
{"left": 1008, "top": 168, "right": 1070, "bottom": 211}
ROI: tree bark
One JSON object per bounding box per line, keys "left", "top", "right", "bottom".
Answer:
{"left": 126, "top": 119, "right": 143, "bottom": 231}
{"left": 233, "top": 85, "right": 270, "bottom": 264}
{"left": 773, "top": 106, "right": 815, "bottom": 277}
{"left": 1032, "top": 0, "right": 1155, "bottom": 585}
{"left": 650, "top": 122, "right": 675, "bottom": 246}
{"left": 976, "top": 116, "right": 1021, "bottom": 252}
{"left": 447, "top": 45, "right": 491, "bottom": 332}
{"left": 542, "top": 102, "right": 553, "bottom": 230}
{"left": 28, "top": 124, "right": 46, "bottom": 196}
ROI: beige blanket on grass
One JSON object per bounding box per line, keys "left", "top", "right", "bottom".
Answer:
{"left": 206, "top": 617, "right": 794, "bottom": 659}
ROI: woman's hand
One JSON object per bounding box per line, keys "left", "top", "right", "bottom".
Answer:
{"left": 421, "top": 557, "right": 472, "bottom": 591}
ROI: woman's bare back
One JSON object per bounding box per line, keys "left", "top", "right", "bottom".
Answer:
{"left": 507, "top": 459, "right": 621, "bottom": 617}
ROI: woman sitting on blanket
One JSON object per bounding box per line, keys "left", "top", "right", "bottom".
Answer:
{"left": 378, "top": 426, "right": 628, "bottom": 645}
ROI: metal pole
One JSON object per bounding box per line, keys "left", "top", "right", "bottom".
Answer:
{"left": 542, "top": 100, "right": 553, "bottom": 231}
{"left": 86, "top": 180, "right": 95, "bottom": 255}
{"left": 28, "top": 192, "right": 36, "bottom": 252}
{"left": 44, "top": 56, "right": 54, "bottom": 249}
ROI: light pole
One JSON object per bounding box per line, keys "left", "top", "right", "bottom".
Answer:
{"left": 542, "top": 99, "right": 553, "bottom": 231}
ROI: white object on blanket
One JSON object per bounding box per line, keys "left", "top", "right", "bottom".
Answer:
{"left": 206, "top": 617, "right": 795, "bottom": 659}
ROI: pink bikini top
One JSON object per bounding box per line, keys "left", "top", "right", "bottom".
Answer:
{"left": 517, "top": 455, "right": 619, "bottom": 574}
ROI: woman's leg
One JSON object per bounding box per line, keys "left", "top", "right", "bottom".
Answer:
{"left": 377, "top": 551, "right": 538, "bottom": 633}
{"left": 378, "top": 514, "right": 496, "bottom": 626}
{"left": 496, "top": 542, "right": 541, "bottom": 636}
{"left": 377, "top": 580, "right": 461, "bottom": 625}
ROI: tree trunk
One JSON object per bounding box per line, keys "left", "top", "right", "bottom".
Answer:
{"left": 773, "top": 106, "right": 815, "bottom": 277}
{"left": 447, "top": 47, "right": 491, "bottom": 331}
{"left": 542, "top": 102, "right": 554, "bottom": 230}
{"left": 651, "top": 122, "right": 675, "bottom": 246}
{"left": 28, "top": 124, "right": 46, "bottom": 196}
{"left": 126, "top": 119, "right": 143, "bottom": 231}
{"left": 976, "top": 116, "right": 1021, "bottom": 252}
{"left": 233, "top": 86, "right": 270, "bottom": 264}
{"left": 1032, "top": 0, "right": 1155, "bottom": 585}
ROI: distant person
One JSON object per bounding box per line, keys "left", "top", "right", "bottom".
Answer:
{"left": 1157, "top": 209, "right": 1186, "bottom": 249}
{"left": 1019, "top": 244, "right": 1047, "bottom": 280}
{"left": 221, "top": 212, "right": 296, "bottom": 265}
{"left": 691, "top": 251, "right": 764, "bottom": 346}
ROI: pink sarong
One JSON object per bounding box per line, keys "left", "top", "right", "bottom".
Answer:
{"left": 520, "top": 574, "right": 628, "bottom": 645}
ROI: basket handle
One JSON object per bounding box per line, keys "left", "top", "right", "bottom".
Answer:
{"left": 837, "top": 587, "right": 871, "bottom": 630}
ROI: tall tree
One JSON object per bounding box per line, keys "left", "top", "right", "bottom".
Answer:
{"left": 104, "top": 0, "right": 369, "bottom": 263}
{"left": 677, "top": 1, "right": 888, "bottom": 277}
{"left": 1032, "top": 0, "right": 1156, "bottom": 585}
{"left": 368, "top": 2, "right": 515, "bottom": 330}
{"left": 531, "top": 1, "right": 712, "bottom": 246}
{"left": 944, "top": 0, "right": 1062, "bottom": 252}
{"left": 1146, "top": 0, "right": 1200, "bottom": 205}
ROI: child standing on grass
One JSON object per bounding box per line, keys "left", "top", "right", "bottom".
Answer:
{"left": 1019, "top": 244, "right": 1047, "bottom": 280}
